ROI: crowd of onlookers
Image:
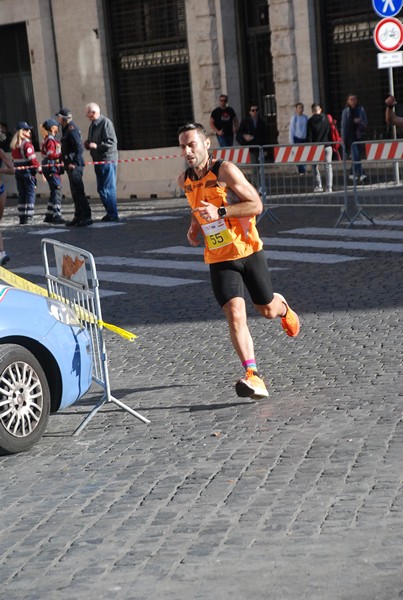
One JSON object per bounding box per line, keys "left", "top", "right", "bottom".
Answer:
{"left": 0, "top": 91, "right": 396, "bottom": 268}
{"left": 0, "top": 103, "right": 119, "bottom": 267}
{"left": 210, "top": 92, "right": 370, "bottom": 193}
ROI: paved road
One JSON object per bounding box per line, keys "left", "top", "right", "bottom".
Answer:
{"left": 0, "top": 197, "right": 402, "bottom": 600}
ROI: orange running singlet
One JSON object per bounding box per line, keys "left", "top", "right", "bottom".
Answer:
{"left": 183, "top": 159, "right": 263, "bottom": 264}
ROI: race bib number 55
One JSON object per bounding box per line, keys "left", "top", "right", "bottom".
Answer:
{"left": 201, "top": 218, "right": 232, "bottom": 250}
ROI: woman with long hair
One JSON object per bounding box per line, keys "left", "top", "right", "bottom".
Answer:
{"left": 10, "top": 121, "right": 40, "bottom": 225}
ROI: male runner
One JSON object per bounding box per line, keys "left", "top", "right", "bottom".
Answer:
{"left": 177, "top": 122, "right": 300, "bottom": 398}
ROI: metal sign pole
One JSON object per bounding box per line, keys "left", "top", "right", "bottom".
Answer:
{"left": 388, "top": 66, "right": 401, "bottom": 185}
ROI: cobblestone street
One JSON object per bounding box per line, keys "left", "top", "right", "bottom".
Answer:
{"left": 0, "top": 198, "right": 402, "bottom": 600}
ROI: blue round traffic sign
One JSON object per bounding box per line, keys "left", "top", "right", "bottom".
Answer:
{"left": 373, "top": 0, "right": 403, "bottom": 18}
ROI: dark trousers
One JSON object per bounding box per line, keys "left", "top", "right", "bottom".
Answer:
{"left": 15, "top": 172, "right": 36, "bottom": 217}
{"left": 67, "top": 166, "right": 91, "bottom": 220}
{"left": 44, "top": 171, "right": 62, "bottom": 216}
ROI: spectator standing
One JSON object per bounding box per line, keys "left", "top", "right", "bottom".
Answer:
{"left": 210, "top": 94, "right": 239, "bottom": 147}
{"left": 289, "top": 102, "right": 308, "bottom": 174}
{"left": 0, "top": 123, "right": 12, "bottom": 152}
{"left": 341, "top": 93, "right": 368, "bottom": 181}
{"left": 55, "top": 108, "right": 92, "bottom": 227}
{"left": 0, "top": 148, "right": 14, "bottom": 264}
{"left": 85, "top": 103, "right": 119, "bottom": 222}
{"left": 10, "top": 121, "right": 40, "bottom": 224}
{"left": 236, "top": 103, "right": 268, "bottom": 163}
{"left": 306, "top": 103, "right": 333, "bottom": 193}
{"left": 177, "top": 122, "right": 300, "bottom": 399}
{"left": 40, "top": 119, "right": 65, "bottom": 224}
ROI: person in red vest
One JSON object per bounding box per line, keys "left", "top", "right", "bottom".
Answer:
{"left": 10, "top": 121, "right": 40, "bottom": 225}
{"left": 40, "top": 119, "right": 65, "bottom": 224}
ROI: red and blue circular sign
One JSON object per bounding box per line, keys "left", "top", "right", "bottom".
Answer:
{"left": 374, "top": 17, "right": 403, "bottom": 51}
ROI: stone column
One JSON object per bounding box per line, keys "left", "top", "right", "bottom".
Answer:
{"left": 184, "top": 0, "right": 241, "bottom": 137}
{"left": 269, "top": 0, "right": 317, "bottom": 143}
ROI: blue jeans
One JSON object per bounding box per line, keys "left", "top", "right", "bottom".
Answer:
{"left": 94, "top": 163, "right": 118, "bottom": 218}
{"left": 217, "top": 133, "right": 234, "bottom": 147}
{"left": 293, "top": 136, "right": 306, "bottom": 173}
{"left": 351, "top": 143, "right": 363, "bottom": 178}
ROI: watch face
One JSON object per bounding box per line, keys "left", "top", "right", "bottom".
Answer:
{"left": 218, "top": 206, "right": 226, "bottom": 217}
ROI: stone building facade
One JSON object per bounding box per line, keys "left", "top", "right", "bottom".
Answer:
{"left": 0, "top": 0, "right": 394, "bottom": 197}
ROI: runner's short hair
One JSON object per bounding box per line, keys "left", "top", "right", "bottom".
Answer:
{"left": 177, "top": 122, "right": 207, "bottom": 137}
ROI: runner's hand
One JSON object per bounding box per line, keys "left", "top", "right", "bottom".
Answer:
{"left": 193, "top": 200, "right": 218, "bottom": 222}
{"left": 187, "top": 222, "right": 201, "bottom": 247}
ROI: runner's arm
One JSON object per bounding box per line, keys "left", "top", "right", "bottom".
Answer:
{"left": 193, "top": 161, "right": 262, "bottom": 222}
{"left": 177, "top": 171, "right": 202, "bottom": 247}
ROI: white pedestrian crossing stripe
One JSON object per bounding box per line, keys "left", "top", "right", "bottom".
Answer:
{"left": 261, "top": 237, "right": 403, "bottom": 253}
{"left": 96, "top": 270, "right": 202, "bottom": 287}
{"left": 14, "top": 265, "right": 203, "bottom": 288}
{"left": 284, "top": 227, "right": 403, "bottom": 240}
{"left": 12, "top": 267, "right": 124, "bottom": 297}
{"left": 146, "top": 246, "right": 361, "bottom": 264}
{"left": 13, "top": 223, "right": 403, "bottom": 294}
{"left": 96, "top": 256, "right": 209, "bottom": 272}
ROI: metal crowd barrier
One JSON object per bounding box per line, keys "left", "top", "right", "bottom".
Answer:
{"left": 212, "top": 145, "right": 280, "bottom": 223}
{"left": 350, "top": 139, "right": 403, "bottom": 205}
{"left": 214, "top": 139, "right": 403, "bottom": 227}
{"left": 41, "top": 238, "right": 150, "bottom": 435}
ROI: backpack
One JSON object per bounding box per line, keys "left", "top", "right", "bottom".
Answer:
{"left": 327, "top": 113, "right": 342, "bottom": 159}
{"left": 327, "top": 114, "right": 342, "bottom": 151}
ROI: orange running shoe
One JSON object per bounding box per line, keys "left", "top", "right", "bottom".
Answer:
{"left": 274, "top": 292, "right": 300, "bottom": 337}
{"left": 235, "top": 368, "right": 269, "bottom": 398}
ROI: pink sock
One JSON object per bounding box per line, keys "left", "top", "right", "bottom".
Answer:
{"left": 242, "top": 359, "right": 257, "bottom": 371}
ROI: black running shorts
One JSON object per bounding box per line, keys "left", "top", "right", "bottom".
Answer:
{"left": 209, "top": 249, "right": 274, "bottom": 307}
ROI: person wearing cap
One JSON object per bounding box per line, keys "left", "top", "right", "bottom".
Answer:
{"left": 55, "top": 108, "right": 92, "bottom": 227}
{"left": 85, "top": 102, "right": 119, "bottom": 222}
{"left": 40, "top": 119, "right": 65, "bottom": 224}
{"left": 10, "top": 121, "right": 40, "bottom": 225}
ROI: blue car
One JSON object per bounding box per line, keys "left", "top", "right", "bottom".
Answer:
{"left": 0, "top": 284, "right": 93, "bottom": 454}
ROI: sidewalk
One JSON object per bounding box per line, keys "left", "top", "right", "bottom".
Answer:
{"left": 0, "top": 203, "right": 402, "bottom": 600}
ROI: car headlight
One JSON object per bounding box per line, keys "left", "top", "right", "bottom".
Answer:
{"left": 47, "top": 298, "right": 82, "bottom": 327}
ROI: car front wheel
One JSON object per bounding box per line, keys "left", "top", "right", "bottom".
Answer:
{"left": 0, "top": 344, "right": 50, "bottom": 454}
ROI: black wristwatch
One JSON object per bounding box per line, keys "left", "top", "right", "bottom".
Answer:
{"left": 217, "top": 206, "right": 227, "bottom": 218}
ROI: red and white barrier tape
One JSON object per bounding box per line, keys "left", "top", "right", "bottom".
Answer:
{"left": 13, "top": 153, "right": 183, "bottom": 171}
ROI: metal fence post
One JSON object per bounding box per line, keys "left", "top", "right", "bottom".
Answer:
{"left": 335, "top": 141, "right": 375, "bottom": 227}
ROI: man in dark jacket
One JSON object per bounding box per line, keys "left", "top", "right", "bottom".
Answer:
{"left": 236, "top": 103, "right": 268, "bottom": 164}
{"left": 306, "top": 103, "right": 333, "bottom": 193}
{"left": 341, "top": 94, "right": 367, "bottom": 182}
{"left": 56, "top": 108, "right": 92, "bottom": 226}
